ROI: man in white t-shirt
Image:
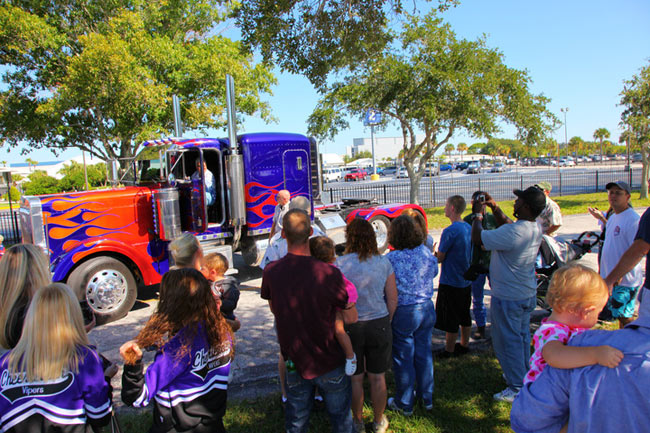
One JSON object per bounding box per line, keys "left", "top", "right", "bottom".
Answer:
{"left": 599, "top": 181, "right": 643, "bottom": 328}
{"left": 269, "top": 190, "right": 290, "bottom": 241}
{"left": 535, "top": 181, "right": 562, "bottom": 235}
{"left": 191, "top": 159, "right": 216, "bottom": 206}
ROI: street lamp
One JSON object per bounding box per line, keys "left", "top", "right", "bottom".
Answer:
{"left": 560, "top": 107, "right": 569, "bottom": 159}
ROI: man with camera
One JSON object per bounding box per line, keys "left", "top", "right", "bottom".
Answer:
{"left": 463, "top": 191, "right": 497, "bottom": 340}
{"left": 470, "top": 187, "right": 546, "bottom": 403}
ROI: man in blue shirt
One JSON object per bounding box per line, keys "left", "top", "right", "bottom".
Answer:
{"left": 511, "top": 315, "right": 650, "bottom": 433}
{"left": 435, "top": 195, "right": 472, "bottom": 358}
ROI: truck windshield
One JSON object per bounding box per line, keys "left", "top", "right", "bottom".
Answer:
{"left": 120, "top": 146, "right": 166, "bottom": 185}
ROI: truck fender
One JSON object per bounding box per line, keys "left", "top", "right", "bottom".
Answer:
{"left": 344, "top": 203, "right": 426, "bottom": 225}
{"left": 52, "top": 239, "right": 159, "bottom": 286}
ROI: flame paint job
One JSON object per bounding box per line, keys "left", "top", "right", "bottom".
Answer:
{"left": 39, "top": 187, "right": 163, "bottom": 285}
{"left": 345, "top": 203, "right": 427, "bottom": 227}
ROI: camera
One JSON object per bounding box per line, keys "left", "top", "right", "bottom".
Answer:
{"left": 463, "top": 264, "right": 489, "bottom": 281}
{"left": 477, "top": 194, "right": 486, "bottom": 203}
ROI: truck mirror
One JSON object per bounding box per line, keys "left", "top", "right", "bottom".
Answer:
{"left": 167, "top": 173, "right": 176, "bottom": 186}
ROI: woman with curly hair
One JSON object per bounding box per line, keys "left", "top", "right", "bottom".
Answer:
{"left": 385, "top": 215, "right": 438, "bottom": 416}
{"left": 0, "top": 244, "right": 52, "bottom": 349}
{"left": 120, "top": 268, "right": 234, "bottom": 433}
{"left": 336, "top": 218, "right": 397, "bottom": 433}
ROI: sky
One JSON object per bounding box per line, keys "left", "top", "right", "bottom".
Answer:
{"left": 4, "top": 0, "right": 650, "bottom": 164}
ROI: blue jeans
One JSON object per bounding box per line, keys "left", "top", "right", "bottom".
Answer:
{"left": 391, "top": 300, "right": 435, "bottom": 411}
{"left": 471, "top": 273, "right": 489, "bottom": 327}
{"left": 490, "top": 295, "right": 536, "bottom": 391}
{"left": 284, "top": 365, "right": 353, "bottom": 433}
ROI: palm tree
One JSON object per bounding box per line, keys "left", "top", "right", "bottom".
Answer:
{"left": 593, "top": 128, "right": 610, "bottom": 163}
{"left": 445, "top": 143, "right": 455, "bottom": 162}
{"left": 457, "top": 142, "right": 468, "bottom": 161}
{"left": 25, "top": 158, "right": 38, "bottom": 172}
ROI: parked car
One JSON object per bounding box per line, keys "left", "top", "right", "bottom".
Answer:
{"left": 344, "top": 168, "right": 368, "bottom": 181}
{"left": 467, "top": 162, "right": 481, "bottom": 174}
{"left": 439, "top": 163, "right": 452, "bottom": 172}
{"left": 456, "top": 162, "right": 469, "bottom": 171}
{"left": 396, "top": 167, "right": 409, "bottom": 178}
{"left": 490, "top": 162, "right": 506, "bottom": 173}
{"left": 322, "top": 167, "right": 343, "bottom": 182}
{"left": 633, "top": 153, "right": 643, "bottom": 162}
{"left": 382, "top": 166, "right": 398, "bottom": 176}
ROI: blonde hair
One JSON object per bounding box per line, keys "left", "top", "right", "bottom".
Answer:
{"left": 0, "top": 244, "right": 52, "bottom": 349}
{"left": 546, "top": 264, "right": 608, "bottom": 313}
{"left": 8, "top": 283, "right": 89, "bottom": 381}
{"left": 169, "top": 233, "right": 201, "bottom": 269}
{"left": 202, "top": 252, "right": 229, "bottom": 276}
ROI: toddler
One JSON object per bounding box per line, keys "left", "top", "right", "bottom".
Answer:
{"left": 525, "top": 264, "right": 624, "bottom": 385}
{"left": 310, "top": 236, "right": 358, "bottom": 376}
{"left": 202, "top": 252, "right": 241, "bottom": 332}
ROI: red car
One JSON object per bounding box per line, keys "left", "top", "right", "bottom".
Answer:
{"left": 344, "top": 169, "right": 368, "bottom": 181}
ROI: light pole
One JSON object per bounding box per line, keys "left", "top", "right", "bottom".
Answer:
{"left": 560, "top": 107, "right": 569, "bottom": 159}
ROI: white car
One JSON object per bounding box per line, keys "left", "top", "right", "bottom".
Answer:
{"left": 322, "top": 167, "right": 344, "bottom": 182}
{"left": 396, "top": 167, "right": 409, "bottom": 178}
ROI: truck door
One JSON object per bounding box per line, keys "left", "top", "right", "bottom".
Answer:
{"left": 282, "top": 149, "right": 311, "bottom": 200}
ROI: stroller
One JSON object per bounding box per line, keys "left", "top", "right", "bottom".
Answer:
{"left": 536, "top": 231, "right": 602, "bottom": 310}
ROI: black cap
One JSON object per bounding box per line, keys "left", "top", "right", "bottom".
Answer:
{"left": 513, "top": 186, "right": 547, "bottom": 217}
{"left": 606, "top": 181, "right": 631, "bottom": 194}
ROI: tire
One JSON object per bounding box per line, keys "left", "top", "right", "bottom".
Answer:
{"left": 67, "top": 257, "right": 138, "bottom": 325}
{"left": 370, "top": 215, "right": 391, "bottom": 254}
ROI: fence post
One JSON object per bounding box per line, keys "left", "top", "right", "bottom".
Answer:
{"left": 329, "top": 188, "right": 333, "bottom": 203}
{"left": 629, "top": 166, "right": 633, "bottom": 186}
{"left": 432, "top": 180, "right": 436, "bottom": 207}
{"left": 596, "top": 170, "right": 599, "bottom": 192}
{"left": 520, "top": 175, "right": 523, "bottom": 190}
{"left": 383, "top": 184, "right": 387, "bottom": 204}
{"left": 478, "top": 178, "right": 481, "bottom": 192}
{"left": 559, "top": 172, "right": 562, "bottom": 196}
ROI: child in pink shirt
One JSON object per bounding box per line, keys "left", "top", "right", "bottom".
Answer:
{"left": 525, "top": 264, "right": 623, "bottom": 385}
{"left": 310, "top": 236, "right": 359, "bottom": 376}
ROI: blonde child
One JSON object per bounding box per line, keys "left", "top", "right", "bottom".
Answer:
{"left": 525, "top": 264, "right": 624, "bottom": 385}
{"left": 309, "top": 236, "right": 358, "bottom": 376}
{"left": 201, "top": 252, "right": 241, "bottom": 332}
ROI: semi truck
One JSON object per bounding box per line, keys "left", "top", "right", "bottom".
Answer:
{"left": 19, "top": 77, "right": 425, "bottom": 324}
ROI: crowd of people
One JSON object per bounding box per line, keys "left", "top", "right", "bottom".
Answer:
{"left": 0, "top": 180, "right": 648, "bottom": 433}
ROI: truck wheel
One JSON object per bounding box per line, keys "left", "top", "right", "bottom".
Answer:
{"left": 68, "top": 257, "right": 137, "bottom": 325}
{"left": 370, "top": 216, "right": 391, "bottom": 253}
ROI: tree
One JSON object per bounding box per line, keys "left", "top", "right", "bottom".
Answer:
{"left": 237, "top": 0, "right": 458, "bottom": 89}
{"left": 308, "top": 14, "right": 556, "bottom": 203}
{"left": 25, "top": 158, "right": 38, "bottom": 172}
{"left": 568, "top": 136, "right": 585, "bottom": 157}
{"left": 457, "top": 142, "right": 467, "bottom": 161}
{"left": 4, "top": 186, "right": 20, "bottom": 202}
{"left": 593, "top": 128, "right": 610, "bottom": 162}
{"left": 0, "top": 1, "right": 275, "bottom": 165}
{"left": 468, "top": 143, "right": 484, "bottom": 154}
{"left": 620, "top": 62, "right": 650, "bottom": 198}
{"left": 22, "top": 171, "right": 60, "bottom": 195}
{"left": 59, "top": 161, "right": 107, "bottom": 191}
{"left": 444, "top": 143, "right": 455, "bottom": 160}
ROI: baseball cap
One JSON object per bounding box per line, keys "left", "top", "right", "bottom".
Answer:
{"left": 288, "top": 195, "right": 312, "bottom": 215}
{"left": 513, "top": 186, "right": 547, "bottom": 215}
{"left": 535, "top": 181, "right": 552, "bottom": 192}
{"left": 606, "top": 181, "right": 631, "bottom": 194}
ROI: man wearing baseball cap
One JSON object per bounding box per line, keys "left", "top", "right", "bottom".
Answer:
{"left": 470, "top": 186, "right": 546, "bottom": 402}
{"left": 534, "top": 181, "right": 563, "bottom": 236}
{"left": 595, "top": 181, "right": 643, "bottom": 328}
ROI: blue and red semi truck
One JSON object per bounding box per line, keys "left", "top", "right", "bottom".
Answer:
{"left": 19, "top": 80, "right": 426, "bottom": 324}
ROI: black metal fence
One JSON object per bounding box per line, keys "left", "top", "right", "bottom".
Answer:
{"left": 0, "top": 210, "right": 20, "bottom": 245}
{"left": 324, "top": 168, "right": 642, "bottom": 207}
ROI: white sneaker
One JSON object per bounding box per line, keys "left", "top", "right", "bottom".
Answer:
{"left": 345, "top": 354, "right": 357, "bottom": 376}
{"left": 493, "top": 387, "right": 519, "bottom": 403}
{"left": 373, "top": 415, "right": 389, "bottom": 433}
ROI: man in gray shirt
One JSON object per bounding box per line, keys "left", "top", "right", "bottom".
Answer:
{"left": 470, "top": 186, "right": 546, "bottom": 403}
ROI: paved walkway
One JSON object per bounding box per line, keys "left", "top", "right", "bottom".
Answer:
{"left": 92, "top": 210, "right": 629, "bottom": 405}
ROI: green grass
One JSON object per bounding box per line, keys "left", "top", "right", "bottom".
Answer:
{"left": 423, "top": 191, "right": 650, "bottom": 230}
{"left": 114, "top": 351, "right": 514, "bottom": 433}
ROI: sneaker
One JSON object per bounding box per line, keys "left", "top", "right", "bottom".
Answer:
{"left": 454, "top": 343, "right": 470, "bottom": 355}
{"left": 387, "top": 397, "right": 413, "bottom": 416}
{"left": 424, "top": 402, "right": 433, "bottom": 411}
{"left": 345, "top": 354, "right": 358, "bottom": 376}
{"left": 472, "top": 326, "right": 486, "bottom": 340}
{"left": 372, "top": 415, "right": 389, "bottom": 433}
{"left": 353, "top": 419, "right": 366, "bottom": 433}
{"left": 493, "top": 387, "right": 519, "bottom": 403}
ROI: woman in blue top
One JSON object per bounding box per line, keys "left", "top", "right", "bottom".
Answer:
{"left": 386, "top": 215, "right": 438, "bottom": 415}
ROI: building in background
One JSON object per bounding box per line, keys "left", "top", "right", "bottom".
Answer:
{"left": 347, "top": 136, "right": 425, "bottom": 161}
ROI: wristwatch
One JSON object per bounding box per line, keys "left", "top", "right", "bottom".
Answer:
{"left": 473, "top": 213, "right": 483, "bottom": 219}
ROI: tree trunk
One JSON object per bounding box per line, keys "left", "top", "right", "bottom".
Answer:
{"left": 403, "top": 161, "right": 422, "bottom": 204}
{"left": 641, "top": 147, "right": 649, "bottom": 199}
